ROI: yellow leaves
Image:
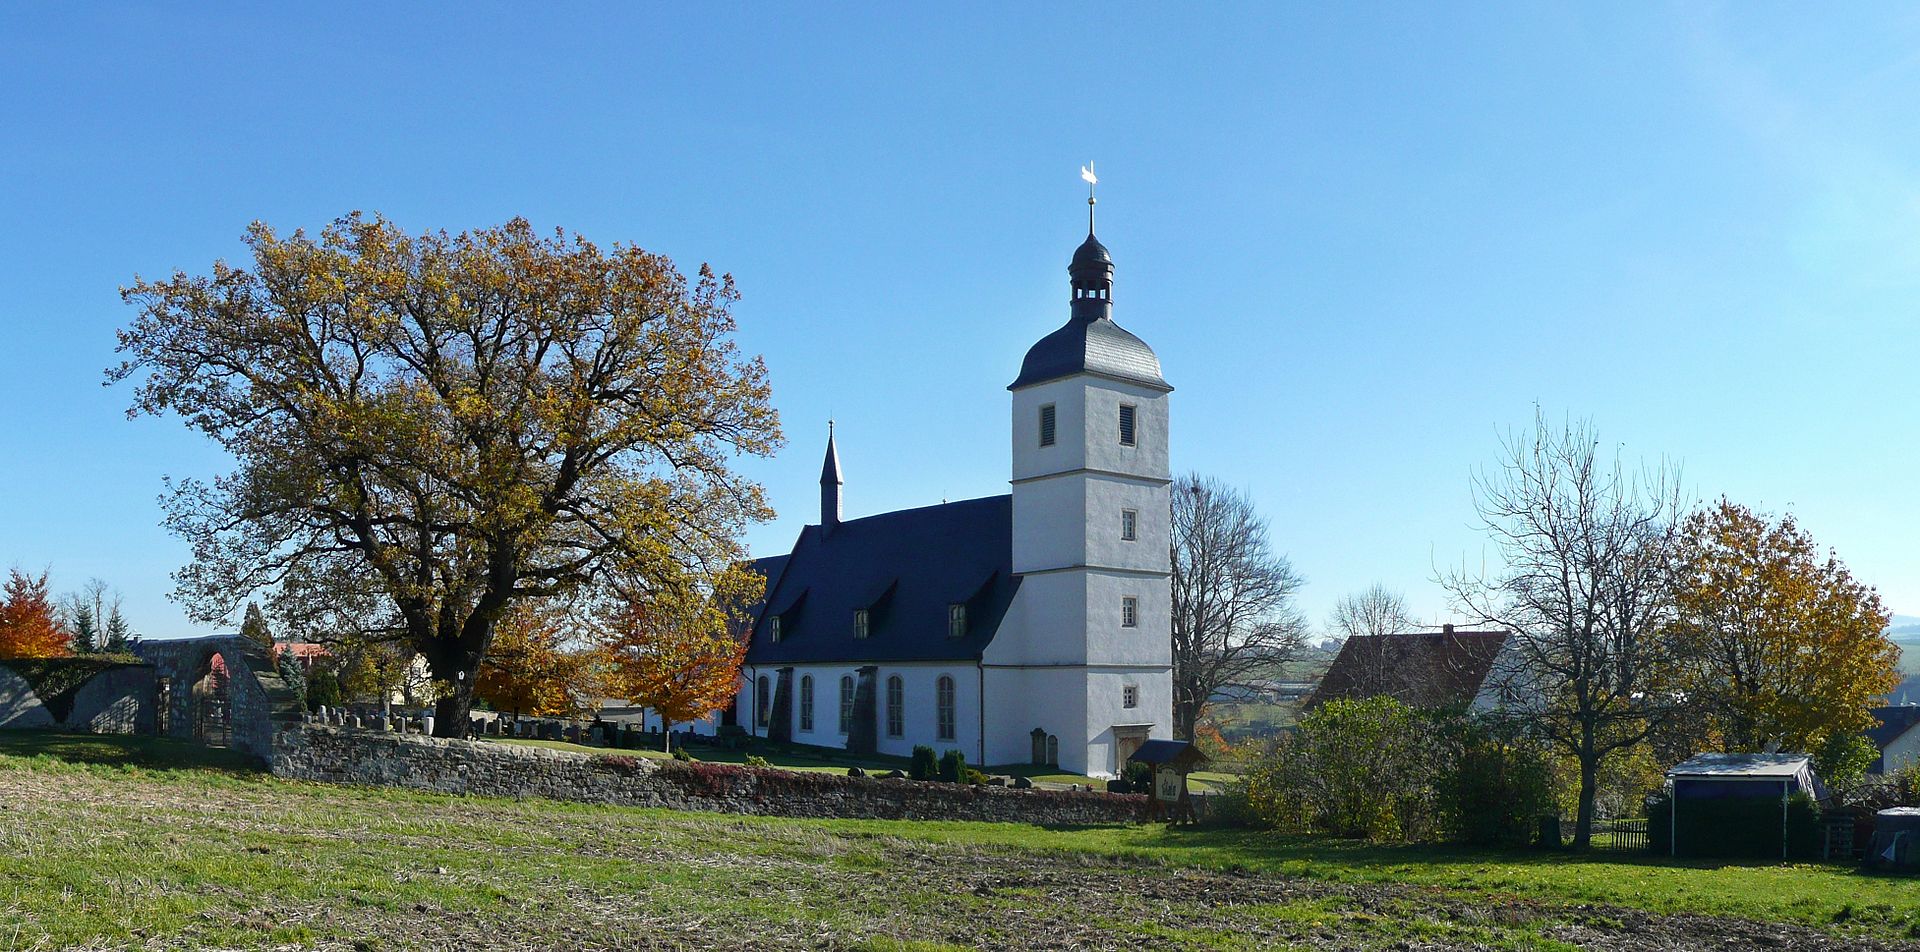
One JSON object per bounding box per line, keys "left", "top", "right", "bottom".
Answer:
{"left": 1669, "top": 499, "right": 1897, "bottom": 752}
{"left": 473, "top": 602, "right": 597, "bottom": 718}
{"left": 599, "top": 563, "right": 760, "bottom": 726}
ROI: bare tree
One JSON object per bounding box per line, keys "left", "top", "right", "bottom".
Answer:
{"left": 1170, "top": 473, "right": 1307, "bottom": 740}
{"left": 59, "top": 578, "right": 116, "bottom": 654}
{"left": 1443, "top": 411, "right": 1683, "bottom": 850}
{"left": 1323, "top": 584, "right": 1421, "bottom": 703}
{"left": 1328, "top": 584, "right": 1413, "bottom": 641}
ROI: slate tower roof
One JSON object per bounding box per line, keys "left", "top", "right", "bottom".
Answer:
{"left": 1010, "top": 228, "right": 1170, "bottom": 392}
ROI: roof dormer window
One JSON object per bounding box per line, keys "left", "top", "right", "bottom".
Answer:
{"left": 768, "top": 615, "right": 782, "bottom": 643}
{"left": 947, "top": 603, "right": 967, "bottom": 639}
{"left": 853, "top": 609, "right": 869, "bottom": 639}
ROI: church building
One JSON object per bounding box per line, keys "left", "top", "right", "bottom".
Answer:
{"left": 729, "top": 209, "right": 1174, "bottom": 778}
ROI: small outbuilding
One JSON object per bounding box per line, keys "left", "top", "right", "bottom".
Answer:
{"left": 1663, "top": 753, "right": 1823, "bottom": 859}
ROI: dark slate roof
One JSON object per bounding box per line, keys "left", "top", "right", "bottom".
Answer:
{"left": 1307, "top": 629, "right": 1509, "bottom": 710}
{"left": 1010, "top": 313, "right": 1170, "bottom": 392}
{"left": 1867, "top": 706, "right": 1920, "bottom": 772}
{"left": 743, "top": 495, "right": 1020, "bottom": 665}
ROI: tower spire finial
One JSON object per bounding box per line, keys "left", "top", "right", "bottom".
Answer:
{"left": 1080, "top": 162, "right": 1098, "bottom": 234}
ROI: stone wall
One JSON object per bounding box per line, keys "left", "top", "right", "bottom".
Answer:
{"left": 0, "top": 660, "right": 157, "bottom": 733}
{"left": 273, "top": 725, "right": 1149, "bottom": 825}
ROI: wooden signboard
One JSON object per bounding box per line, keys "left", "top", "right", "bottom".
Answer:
{"left": 1155, "top": 765, "right": 1183, "bottom": 803}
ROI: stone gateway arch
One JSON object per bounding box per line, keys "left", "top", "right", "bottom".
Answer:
{"left": 135, "top": 635, "right": 302, "bottom": 761}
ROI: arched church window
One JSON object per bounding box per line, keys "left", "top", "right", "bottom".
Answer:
{"left": 838, "top": 675, "right": 854, "bottom": 735}
{"left": 936, "top": 676, "right": 956, "bottom": 741}
{"left": 799, "top": 675, "right": 814, "bottom": 731}
{"left": 886, "top": 675, "right": 903, "bottom": 737}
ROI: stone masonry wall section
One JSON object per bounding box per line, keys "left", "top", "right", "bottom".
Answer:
{"left": 273, "top": 725, "right": 1148, "bottom": 825}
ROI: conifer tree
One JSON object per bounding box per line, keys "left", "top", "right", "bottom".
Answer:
{"left": 277, "top": 641, "right": 308, "bottom": 711}
{"left": 101, "top": 605, "right": 135, "bottom": 653}
{"left": 240, "top": 602, "right": 272, "bottom": 648}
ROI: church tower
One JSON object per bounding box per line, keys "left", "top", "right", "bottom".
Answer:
{"left": 984, "top": 188, "right": 1174, "bottom": 777}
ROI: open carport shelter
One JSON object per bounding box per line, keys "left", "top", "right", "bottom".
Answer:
{"left": 1664, "top": 753, "right": 1822, "bottom": 859}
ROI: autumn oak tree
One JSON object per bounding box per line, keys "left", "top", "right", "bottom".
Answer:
{"left": 111, "top": 214, "right": 781, "bottom": 736}
{"left": 1667, "top": 499, "right": 1897, "bottom": 758}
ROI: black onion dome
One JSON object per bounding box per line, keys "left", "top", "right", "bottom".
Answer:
{"left": 1071, "top": 233, "right": 1112, "bottom": 268}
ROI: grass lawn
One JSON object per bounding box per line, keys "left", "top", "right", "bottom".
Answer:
{"left": 3, "top": 731, "right": 1917, "bottom": 950}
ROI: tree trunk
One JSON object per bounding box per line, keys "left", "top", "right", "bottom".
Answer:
{"left": 1573, "top": 755, "right": 1598, "bottom": 851}
{"left": 1172, "top": 682, "right": 1200, "bottom": 742}
{"left": 434, "top": 690, "right": 474, "bottom": 738}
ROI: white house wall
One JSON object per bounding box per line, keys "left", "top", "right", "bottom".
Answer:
{"left": 1886, "top": 725, "right": 1920, "bottom": 774}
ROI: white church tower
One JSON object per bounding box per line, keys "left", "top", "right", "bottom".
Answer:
{"left": 982, "top": 184, "right": 1174, "bottom": 777}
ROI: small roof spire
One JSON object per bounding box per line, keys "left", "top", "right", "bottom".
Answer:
{"left": 821, "top": 420, "right": 842, "bottom": 486}
{"left": 820, "top": 420, "right": 843, "bottom": 530}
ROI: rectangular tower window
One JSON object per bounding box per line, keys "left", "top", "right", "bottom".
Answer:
{"left": 1039, "top": 404, "right": 1056, "bottom": 447}
{"left": 853, "top": 609, "right": 869, "bottom": 639}
{"left": 1121, "top": 596, "right": 1138, "bottom": 628}
{"left": 1123, "top": 684, "right": 1139, "bottom": 709}
{"left": 1118, "top": 404, "right": 1137, "bottom": 446}
{"left": 947, "top": 603, "right": 967, "bottom": 638}
{"left": 1121, "top": 508, "right": 1137, "bottom": 541}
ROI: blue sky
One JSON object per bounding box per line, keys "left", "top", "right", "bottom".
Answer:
{"left": 1, "top": 4, "right": 1914, "bottom": 639}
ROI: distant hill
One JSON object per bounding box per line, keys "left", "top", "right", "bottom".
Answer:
{"left": 1888, "top": 615, "right": 1920, "bottom": 644}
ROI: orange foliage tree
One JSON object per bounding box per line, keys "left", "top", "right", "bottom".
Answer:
{"left": 473, "top": 603, "right": 597, "bottom": 719}
{"left": 0, "top": 569, "right": 72, "bottom": 659}
{"left": 601, "top": 567, "right": 759, "bottom": 749}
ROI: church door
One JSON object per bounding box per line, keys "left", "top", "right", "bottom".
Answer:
{"left": 1113, "top": 726, "right": 1150, "bottom": 774}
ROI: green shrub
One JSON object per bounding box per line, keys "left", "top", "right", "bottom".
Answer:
{"left": 1431, "top": 718, "right": 1555, "bottom": 847}
{"left": 1245, "top": 697, "right": 1431, "bottom": 839}
{"left": 938, "top": 749, "right": 966, "bottom": 784}
{"left": 672, "top": 747, "right": 695, "bottom": 762}
{"left": 744, "top": 754, "right": 772, "bottom": 769}
{"left": 910, "top": 745, "right": 937, "bottom": 781}
{"left": 962, "top": 767, "right": 989, "bottom": 785}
